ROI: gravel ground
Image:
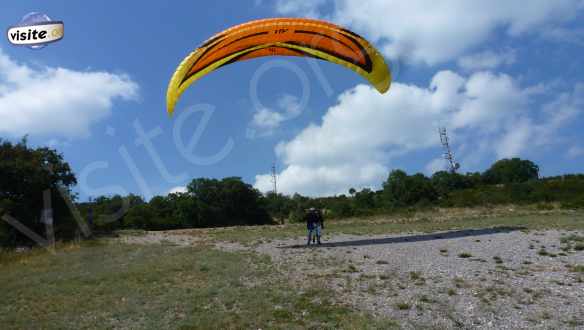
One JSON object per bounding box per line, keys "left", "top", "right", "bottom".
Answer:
{"left": 119, "top": 227, "right": 584, "bottom": 329}
{"left": 118, "top": 230, "right": 203, "bottom": 246}
{"left": 252, "top": 229, "right": 584, "bottom": 329}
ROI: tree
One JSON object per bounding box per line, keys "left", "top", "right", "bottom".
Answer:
{"left": 382, "top": 170, "right": 437, "bottom": 207}
{"left": 354, "top": 188, "right": 376, "bottom": 210}
{"left": 483, "top": 158, "right": 539, "bottom": 184}
{"left": 263, "top": 192, "right": 293, "bottom": 221}
{"left": 187, "top": 177, "right": 271, "bottom": 227}
{"left": 431, "top": 171, "right": 473, "bottom": 197}
{"left": 170, "top": 192, "right": 199, "bottom": 227}
{"left": 0, "top": 138, "right": 77, "bottom": 246}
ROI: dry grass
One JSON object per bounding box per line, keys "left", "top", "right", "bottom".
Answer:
{"left": 0, "top": 241, "right": 396, "bottom": 329}
{"left": 177, "top": 208, "right": 584, "bottom": 245}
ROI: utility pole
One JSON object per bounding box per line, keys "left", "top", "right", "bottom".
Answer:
{"left": 439, "top": 127, "right": 460, "bottom": 173}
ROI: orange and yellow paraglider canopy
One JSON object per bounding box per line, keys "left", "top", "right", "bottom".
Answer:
{"left": 167, "top": 17, "right": 391, "bottom": 115}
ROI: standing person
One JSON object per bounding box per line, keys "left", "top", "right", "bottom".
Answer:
{"left": 314, "top": 208, "right": 324, "bottom": 245}
{"left": 305, "top": 208, "right": 317, "bottom": 246}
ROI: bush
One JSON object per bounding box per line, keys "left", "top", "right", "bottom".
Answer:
{"left": 561, "top": 194, "right": 584, "bottom": 209}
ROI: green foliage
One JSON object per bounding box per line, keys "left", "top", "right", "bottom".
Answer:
{"left": 431, "top": 171, "right": 474, "bottom": 197}
{"left": 3, "top": 134, "right": 582, "bottom": 241}
{"left": 188, "top": 177, "right": 272, "bottom": 227}
{"left": 560, "top": 194, "right": 584, "bottom": 209}
{"left": 354, "top": 188, "right": 376, "bottom": 211}
{"left": 383, "top": 170, "right": 437, "bottom": 207}
{"left": 86, "top": 177, "right": 272, "bottom": 232}
{"left": 0, "top": 138, "right": 77, "bottom": 246}
{"left": 482, "top": 158, "right": 539, "bottom": 184}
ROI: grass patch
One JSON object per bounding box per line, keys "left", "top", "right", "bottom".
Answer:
{"left": 452, "top": 277, "right": 472, "bottom": 289}
{"left": 346, "top": 264, "right": 359, "bottom": 273}
{"left": 565, "top": 317, "right": 584, "bottom": 327}
{"left": 409, "top": 271, "right": 426, "bottom": 286}
{"left": 560, "top": 234, "right": 584, "bottom": 244}
{"left": 560, "top": 234, "right": 584, "bottom": 252}
{"left": 477, "top": 285, "right": 514, "bottom": 303}
{"left": 114, "top": 229, "right": 147, "bottom": 236}
{"left": 395, "top": 302, "right": 411, "bottom": 310}
{"left": 0, "top": 242, "right": 396, "bottom": 329}
{"left": 409, "top": 271, "right": 422, "bottom": 281}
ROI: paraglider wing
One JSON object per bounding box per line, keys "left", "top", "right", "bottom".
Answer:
{"left": 167, "top": 18, "right": 391, "bottom": 115}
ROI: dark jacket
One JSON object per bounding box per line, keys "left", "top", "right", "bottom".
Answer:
{"left": 305, "top": 209, "right": 324, "bottom": 230}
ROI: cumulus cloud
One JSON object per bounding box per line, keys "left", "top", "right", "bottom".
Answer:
{"left": 168, "top": 186, "right": 188, "bottom": 195}
{"left": 425, "top": 158, "right": 446, "bottom": 175}
{"left": 249, "top": 94, "right": 303, "bottom": 137}
{"left": 275, "top": 0, "right": 584, "bottom": 65}
{"left": 0, "top": 48, "right": 138, "bottom": 138}
{"left": 457, "top": 49, "right": 517, "bottom": 71}
{"left": 252, "top": 109, "right": 286, "bottom": 131}
{"left": 255, "top": 72, "right": 583, "bottom": 196}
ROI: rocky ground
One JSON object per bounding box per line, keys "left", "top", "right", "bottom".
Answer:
{"left": 253, "top": 229, "right": 584, "bottom": 329}
{"left": 120, "top": 227, "right": 584, "bottom": 329}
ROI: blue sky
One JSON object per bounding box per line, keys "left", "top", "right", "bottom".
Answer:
{"left": 1, "top": 0, "right": 583, "bottom": 200}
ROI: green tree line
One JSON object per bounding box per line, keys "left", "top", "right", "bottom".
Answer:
{"left": 1, "top": 139, "right": 583, "bottom": 247}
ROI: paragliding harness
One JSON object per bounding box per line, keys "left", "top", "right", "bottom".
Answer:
{"left": 306, "top": 209, "right": 324, "bottom": 246}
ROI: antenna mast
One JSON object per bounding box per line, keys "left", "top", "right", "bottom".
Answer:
{"left": 439, "top": 127, "right": 460, "bottom": 173}
{"left": 271, "top": 163, "right": 277, "bottom": 196}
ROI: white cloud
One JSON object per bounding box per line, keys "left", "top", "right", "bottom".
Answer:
{"left": 567, "top": 146, "right": 584, "bottom": 158}
{"left": 495, "top": 119, "right": 533, "bottom": 158}
{"left": 168, "top": 186, "right": 187, "bottom": 195}
{"left": 458, "top": 49, "right": 516, "bottom": 71}
{"left": 256, "top": 163, "right": 386, "bottom": 197}
{"left": 0, "top": 48, "right": 138, "bottom": 138}
{"left": 276, "top": 0, "right": 584, "bottom": 65}
{"left": 249, "top": 94, "right": 303, "bottom": 137}
{"left": 255, "top": 71, "right": 583, "bottom": 196}
{"left": 425, "top": 158, "right": 446, "bottom": 175}
{"left": 276, "top": 0, "right": 328, "bottom": 18}
{"left": 252, "top": 108, "right": 286, "bottom": 131}
{"left": 46, "top": 138, "right": 71, "bottom": 148}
